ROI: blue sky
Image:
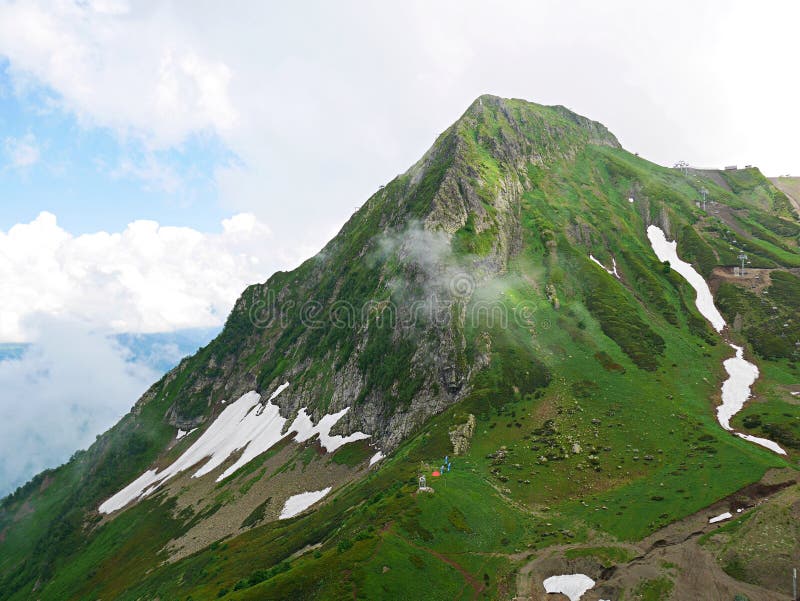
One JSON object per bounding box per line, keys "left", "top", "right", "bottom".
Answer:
{"left": 0, "top": 62, "right": 233, "bottom": 234}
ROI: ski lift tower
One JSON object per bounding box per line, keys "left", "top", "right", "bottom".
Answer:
{"left": 738, "top": 252, "right": 748, "bottom": 276}
{"left": 700, "top": 187, "right": 709, "bottom": 211}
{"left": 674, "top": 160, "right": 690, "bottom": 176}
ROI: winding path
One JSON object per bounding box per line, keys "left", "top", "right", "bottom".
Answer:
{"left": 392, "top": 529, "right": 486, "bottom": 599}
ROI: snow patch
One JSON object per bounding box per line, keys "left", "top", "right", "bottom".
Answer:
{"left": 99, "top": 382, "right": 371, "bottom": 513}
{"left": 213, "top": 399, "right": 289, "bottom": 481}
{"left": 543, "top": 574, "right": 595, "bottom": 601}
{"left": 98, "top": 470, "right": 159, "bottom": 514}
{"left": 709, "top": 511, "right": 732, "bottom": 524}
{"left": 291, "top": 407, "right": 370, "bottom": 452}
{"left": 718, "top": 344, "right": 759, "bottom": 431}
{"left": 100, "top": 390, "right": 268, "bottom": 512}
{"left": 176, "top": 427, "right": 197, "bottom": 440}
{"left": 646, "top": 225, "right": 725, "bottom": 332}
{"left": 369, "top": 451, "right": 384, "bottom": 466}
{"left": 589, "top": 254, "right": 620, "bottom": 279}
{"left": 719, "top": 345, "right": 786, "bottom": 455}
{"left": 279, "top": 487, "right": 332, "bottom": 519}
{"left": 736, "top": 432, "right": 786, "bottom": 455}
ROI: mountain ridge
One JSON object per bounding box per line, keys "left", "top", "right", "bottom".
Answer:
{"left": 164, "top": 94, "right": 621, "bottom": 452}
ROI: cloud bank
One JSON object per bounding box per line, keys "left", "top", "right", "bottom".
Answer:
{"left": 0, "top": 210, "right": 299, "bottom": 495}
{"left": 0, "top": 316, "right": 159, "bottom": 497}
{"left": 0, "top": 220, "right": 467, "bottom": 498}
{"left": 0, "top": 211, "right": 298, "bottom": 342}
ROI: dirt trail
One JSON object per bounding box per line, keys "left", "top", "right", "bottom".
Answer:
{"left": 704, "top": 201, "right": 750, "bottom": 241}
{"left": 394, "top": 529, "right": 486, "bottom": 599}
{"left": 709, "top": 265, "right": 773, "bottom": 294}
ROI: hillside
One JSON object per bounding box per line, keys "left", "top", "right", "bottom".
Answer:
{"left": 770, "top": 176, "right": 800, "bottom": 217}
{"left": 1, "top": 95, "right": 798, "bottom": 601}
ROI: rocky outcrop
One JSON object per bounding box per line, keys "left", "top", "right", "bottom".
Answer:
{"left": 449, "top": 414, "right": 476, "bottom": 456}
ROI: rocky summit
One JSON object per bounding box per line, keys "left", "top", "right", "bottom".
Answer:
{"left": 1, "top": 95, "right": 799, "bottom": 600}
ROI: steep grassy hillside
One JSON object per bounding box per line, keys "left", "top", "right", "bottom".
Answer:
{"left": 770, "top": 176, "right": 800, "bottom": 217}
{"left": 1, "top": 96, "right": 798, "bottom": 600}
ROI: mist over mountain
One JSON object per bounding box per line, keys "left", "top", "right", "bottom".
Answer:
{"left": 0, "top": 326, "right": 219, "bottom": 496}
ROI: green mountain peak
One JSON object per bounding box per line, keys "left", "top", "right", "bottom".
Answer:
{"left": 2, "top": 95, "right": 799, "bottom": 601}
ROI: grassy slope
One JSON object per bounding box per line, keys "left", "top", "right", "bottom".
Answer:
{"left": 191, "top": 137, "right": 796, "bottom": 599}
{"left": 1, "top": 99, "right": 798, "bottom": 600}
{"left": 770, "top": 176, "right": 800, "bottom": 218}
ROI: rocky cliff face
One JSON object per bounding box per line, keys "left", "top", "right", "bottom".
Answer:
{"left": 157, "top": 95, "right": 620, "bottom": 450}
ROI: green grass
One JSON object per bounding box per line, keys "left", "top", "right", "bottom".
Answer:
{"left": 452, "top": 212, "right": 498, "bottom": 256}
{"left": 716, "top": 276, "right": 800, "bottom": 361}
{"left": 633, "top": 576, "right": 674, "bottom": 601}
{"left": 330, "top": 440, "right": 374, "bottom": 467}
{"left": 734, "top": 402, "right": 800, "bottom": 451}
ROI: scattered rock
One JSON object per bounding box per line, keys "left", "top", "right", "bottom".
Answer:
{"left": 487, "top": 446, "right": 508, "bottom": 464}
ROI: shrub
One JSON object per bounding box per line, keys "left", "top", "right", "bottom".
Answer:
{"left": 337, "top": 539, "right": 353, "bottom": 553}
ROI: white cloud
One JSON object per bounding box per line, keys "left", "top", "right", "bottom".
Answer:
{"left": 1, "top": 1, "right": 798, "bottom": 258}
{"left": 4, "top": 132, "right": 40, "bottom": 169}
{"left": 0, "top": 211, "right": 302, "bottom": 342}
{"left": 0, "top": 315, "right": 159, "bottom": 496}
{"left": 109, "top": 152, "right": 183, "bottom": 194}
{"left": 0, "top": 1, "right": 236, "bottom": 149}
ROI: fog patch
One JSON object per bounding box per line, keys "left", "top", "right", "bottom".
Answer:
{"left": 0, "top": 315, "right": 159, "bottom": 497}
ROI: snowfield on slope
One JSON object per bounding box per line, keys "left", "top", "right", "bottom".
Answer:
{"left": 647, "top": 226, "right": 785, "bottom": 456}
{"left": 709, "top": 511, "right": 732, "bottom": 524}
{"left": 176, "top": 427, "right": 197, "bottom": 440}
{"left": 718, "top": 346, "right": 784, "bottom": 454}
{"left": 542, "top": 574, "right": 596, "bottom": 601}
{"left": 279, "top": 487, "right": 332, "bottom": 519}
{"left": 646, "top": 226, "right": 724, "bottom": 332}
{"left": 99, "top": 383, "right": 370, "bottom": 513}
